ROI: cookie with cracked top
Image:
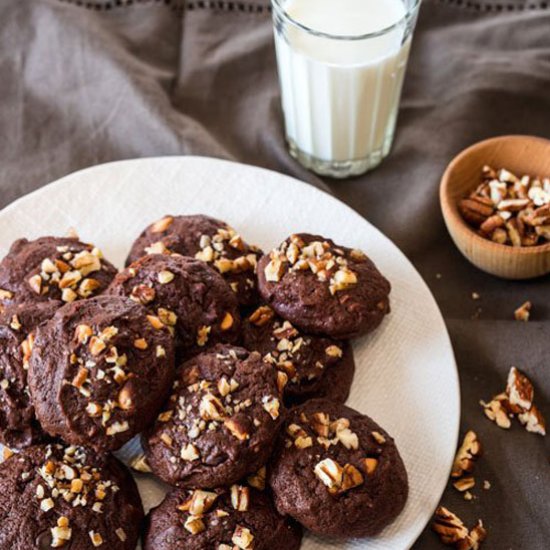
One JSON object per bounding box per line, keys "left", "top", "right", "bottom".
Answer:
{"left": 257, "top": 233, "right": 391, "bottom": 339}
{"left": 144, "top": 344, "right": 284, "bottom": 489}
{"left": 108, "top": 253, "right": 240, "bottom": 356}
{"left": 126, "top": 215, "right": 263, "bottom": 307}
{"left": 268, "top": 398, "right": 408, "bottom": 538}
{"left": 143, "top": 485, "right": 302, "bottom": 550}
{"left": 0, "top": 236, "right": 117, "bottom": 311}
{"left": 0, "top": 301, "right": 60, "bottom": 448}
{"left": 28, "top": 295, "right": 175, "bottom": 453}
{"left": 0, "top": 443, "right": 143, "bottom": 549}
{"left": 242, "top": 305, "right": 355, "bottom": 406}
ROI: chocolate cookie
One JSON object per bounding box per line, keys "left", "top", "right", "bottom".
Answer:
{"left": 0, "top": 236, "right": 117, "bottom": 311}
{"left": 144, "top": 485, "right": 302, "bottom": 550}
{"left": 268, "top": 398, "right": 408, "bottom": 538}
{"left": 28, "top": 295, "right": 175, "bottom": 452}
{"left": 242, "top": 305, "right": 355, "bottom": 406}
{"left": 0, "top": 302, "right": 60, "bottom": 448}
{"left": 126, "top": 215, "right": 263, "bottom": 307}
{"left": 0, "top": 443, "right": 143, "bottom": 549}
{"left": 108, "top": 254, "right": 240, "bottom": 356}
{"left": 144, "top": 344, "right": 284, "bottom": 488}
{"left": 257, "top": 234, "right": 391, "bottom": 339}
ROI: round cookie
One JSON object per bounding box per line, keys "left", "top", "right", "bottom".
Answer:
{"left": 257, "top": 234, "right": 391, "bottom": 339}
{"left": 0, "top": 301, "right": 60, "bottom": 448}
{"left": 28, "top": 295, "right": 175, "bottom": 453}
{"left": 242, "top": 305, "right": 355, "bottom": 406}
{"left": 144, "top": 344, "right": 284, "bottom": 488}
{"left": 108, "top": 254, "right": 240, "bottom": 356}
{"left": 0, "top": 236, "right": 117, "bottom": 311}
{"left": 0, "top": 443, "right": 143, "bottom": 549}
{"left": 126, "top": 215, "right": 263, "bottom": 307}
{"left": 268, "top": 398, "right": 408, "bottom": 538}
{"left": 144, "top": 485, "right": 302, "bottom": 550}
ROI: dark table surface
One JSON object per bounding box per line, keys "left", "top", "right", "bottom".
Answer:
{"left": 1, "top": 1, "right": 549, "bottom": 548}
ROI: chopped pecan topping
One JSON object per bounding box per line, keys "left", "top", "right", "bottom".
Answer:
{"left": 262, "top": 395, "right": 280, "bottom": 420}
{"left": 151, "top": 216, "right": 174, "bottom": 234}
{"left": 232, "top": 526, "right": 254, "bottom": 549}
{"left": 129, "top": 454, "right": 151, "bottom": 473}
{"left": 130, "top": 284, "right": 156, "bottom": 305}
{"left": 264, "top": 235, "right": 360, "bottom": 294}
{"left": 224, "top": 418, "right": 249, "bottom": 440}
{"left": 362, "top": 457, "right": 378, "bottom": 475}
{"left": 247, "top": 467, "right": 266, "bottom": 490}
{"left": 230, "top": 485, "right": 250, "bottom": 511}
{"left": 28, "top": 274, "right": 42, "bottom": 295}
{"left": 199, "top": 393, "right": 227, "bottom": 421}
{"left": 184, "top": 515, "right": 205, "bottom": 535}
{"left": 196, "top": 325, "right": 211, "bottom": 347}
{"left": 194, "top": 226, "right": 259, "bottom": 277}
{"left": 249, "top": 305, "right": 274, "bottom": 326}
{"left": 371, "top": 431, "right": 386, "bottom": 445}
{"left": 180, "top": 443, "right": 200, "bottom": 461}
{"left": 133, "top": 338, "right": 148, "bottom": 350}
{"left": 0, "top": 288, "right": 13, "bottom": 301}
{"left": 314, "top": 458, "right": 342, "bottom": 490}
{"left": 158, "top": 270, "right": 175, "bottom": 284}
{"left": 189, "top": 490, "right": 218, "bottom": 515}
{"left": 314, "top": 458, "right": 364, "bottom": 494}
{"left": 220, "top": 312, "right": 234, "bottom": 331}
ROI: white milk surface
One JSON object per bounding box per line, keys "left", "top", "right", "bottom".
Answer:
{"left": 275, "top": 0, "right": 412, "bottom": 164}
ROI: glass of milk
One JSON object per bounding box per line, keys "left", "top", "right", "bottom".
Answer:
{"left": 271, "top": 0, "right": 421, "bottom": 178}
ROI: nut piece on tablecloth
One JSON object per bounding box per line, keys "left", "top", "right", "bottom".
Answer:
{"left": 458, "top": 165, "right": 550, "bottom": 247}
{"left": 432, "top": 506, "right": 487, "bottom": 549}
{"left": 451, "top": 431, "right": 483, "bottom": 501}
{"left": 480, "top": 367, "right": 546, "bottom": 436}
{"left": 451, "top": 431, "right": 481, "bottom": 478}
{"left": 514, "top": 301, "right": 532, "bottom": 321}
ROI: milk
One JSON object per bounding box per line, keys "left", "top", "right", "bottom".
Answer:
{"left": 272, "top": 0, "right": 417, "bottom": 177}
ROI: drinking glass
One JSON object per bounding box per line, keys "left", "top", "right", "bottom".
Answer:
{"left": 271, "top": 0, "right": 421, "bottom": 178}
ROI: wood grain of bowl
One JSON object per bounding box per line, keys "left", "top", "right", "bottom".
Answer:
{"left": 440, "top": 135, "right": 550, "bottom": 280}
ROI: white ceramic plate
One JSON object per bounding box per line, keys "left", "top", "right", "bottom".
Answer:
{"left": 0, "top": 157, "right": 459, "bottom": 550}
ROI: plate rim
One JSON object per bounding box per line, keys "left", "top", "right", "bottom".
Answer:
{"left": 0, "top": 155, "right": 460, "bottom": 549}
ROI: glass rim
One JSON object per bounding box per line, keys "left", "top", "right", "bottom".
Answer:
{"left": 270, "top": 0, "right": 421, "bottom": 41}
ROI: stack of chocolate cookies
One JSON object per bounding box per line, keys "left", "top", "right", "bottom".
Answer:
{"left": 0, "top": 215, "right": 408, "bottom": 549}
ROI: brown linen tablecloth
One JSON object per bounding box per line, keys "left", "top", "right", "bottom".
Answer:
{"left": 1, "top": 0, "right": 549, "bottom": 547}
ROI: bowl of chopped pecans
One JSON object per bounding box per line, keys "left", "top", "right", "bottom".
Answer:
{"left": 440, "top": 135, "right": 550, "bottom": 279}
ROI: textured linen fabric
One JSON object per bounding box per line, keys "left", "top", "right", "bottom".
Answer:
{"left": 1, "top": 0, "right": 549, "bottom": 547}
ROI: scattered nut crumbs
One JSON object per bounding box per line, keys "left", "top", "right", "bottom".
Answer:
{"left": 514, "top": 301, "right": 532, "bottom": 322}
{"left": 471, "top": 292, "right": 480, "bottom": 301}
{"left": 480, "top": 367, "right": 546, "bottom": 435}
{"left": 459, "top": 165, "right": 550, "bottom": 246}
{"left": 432, "top": 507, "right": 486, "bottom": 549}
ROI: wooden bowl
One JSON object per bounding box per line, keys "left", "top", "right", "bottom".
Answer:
{"left": 440, "top": 135, "right": 550, "bottom": 280}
